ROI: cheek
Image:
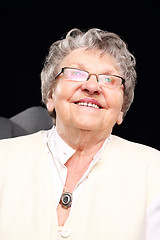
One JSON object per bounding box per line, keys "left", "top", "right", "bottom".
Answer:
{"left": 53, "top": 82, "right": 67, "bottom": 105}
{"left": 53, "top": 81, "right": 77, "bottom": 113}
{"left": 54, "top": 80, "right": 81, "bottom": 103}
{"left": 105, "top": 90, "right": 124, "bottom": 112}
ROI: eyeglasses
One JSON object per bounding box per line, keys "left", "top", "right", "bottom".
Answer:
{"left": 55, "top": 67, "right": 125, "bottom": 88}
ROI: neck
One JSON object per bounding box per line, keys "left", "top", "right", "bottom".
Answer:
{"left": 56, "top": 122, "right": 111, "bottom": 154}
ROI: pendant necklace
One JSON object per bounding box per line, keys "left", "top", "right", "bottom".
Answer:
{"left": 59, "top": 191, "right": 72, "bottom": 209}
{"left": 46, "top": 141, "right": 82, "bottom": 209}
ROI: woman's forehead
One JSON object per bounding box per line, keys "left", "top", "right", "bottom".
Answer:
{"left": 60, "top": 48, "right": 120, "bottom": 74}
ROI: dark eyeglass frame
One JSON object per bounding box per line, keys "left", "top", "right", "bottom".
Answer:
{"left": 55, "top": 67, "right": 125, "bottom": 86}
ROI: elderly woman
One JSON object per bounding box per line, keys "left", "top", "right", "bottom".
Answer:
{"left": 0, "top": 28, "right": 160, "bottom": 240}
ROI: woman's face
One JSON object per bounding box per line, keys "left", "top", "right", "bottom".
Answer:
{"left": 47, "top": 48, "right": 124, "bottom": 134}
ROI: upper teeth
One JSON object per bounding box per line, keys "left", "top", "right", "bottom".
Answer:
{"left": 77, "top": 102, "right": 100, "bottom": 108}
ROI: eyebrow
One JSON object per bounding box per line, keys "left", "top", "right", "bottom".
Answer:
{"left": 71, "top": 63, "right": 87, "bottom": 71}
{"left": 69, "top": 62, "right": 116, "bottom": 75}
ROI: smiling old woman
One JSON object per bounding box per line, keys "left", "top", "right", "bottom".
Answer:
{"left": 0, "top": 28, "right": 160, "bottom": 240}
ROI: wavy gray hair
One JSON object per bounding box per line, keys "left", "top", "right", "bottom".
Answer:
{"left": 41, "top": 28, "right": 137, "bottom": 117}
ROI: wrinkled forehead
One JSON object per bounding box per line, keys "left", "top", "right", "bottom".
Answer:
{"left": 59, "top": 47, "right": 121, "bottom": 75}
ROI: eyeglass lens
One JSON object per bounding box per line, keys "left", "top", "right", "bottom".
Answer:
{"left": 63, "top": 68, "right": 123, "bottom": 86}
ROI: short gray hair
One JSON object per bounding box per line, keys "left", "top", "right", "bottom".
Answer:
{"left": 41, "top": 28, "right": 137, "bottom": 117}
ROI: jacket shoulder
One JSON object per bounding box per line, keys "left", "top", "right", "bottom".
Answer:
{"left": 0, "top": 131, "right": 45, "bottom": 164}
{"left": 104, "top": 135, "right": 160, "bottom": 205}
{"left": 0, "top": 131, "right": 44, "bottom": 149}
{"left": 110, "top": 135, "right": 160, "bottom": 159}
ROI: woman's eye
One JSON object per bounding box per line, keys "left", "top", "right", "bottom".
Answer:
{"left": 104, "top": 77, "right": 112, "bottom": 83}
{"left": 72, "top": 71, "right": 79, "bottom": 75}
{"left": 106, "top": 78, "right": 111, "bottom": 82}
{"left": 72, "top": 71, "right": 83, "bottom": 77}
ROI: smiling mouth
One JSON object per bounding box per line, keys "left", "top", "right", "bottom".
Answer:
{"left": 74, "top": 98, "right": 102, "bottom": 109}
{"left": 75, "top": 102, "right": 100, "bottom": 109}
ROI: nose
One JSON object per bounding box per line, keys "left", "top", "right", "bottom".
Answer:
{"left": 81, "top": 75, "right": 102, "bottom": 95}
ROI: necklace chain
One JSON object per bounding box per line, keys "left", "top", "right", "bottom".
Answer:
{"left": 46, "top": 141, "right": 78, "bottom": 209}
{"left": 46, "top": 140, "right": 91, "bottom": 191}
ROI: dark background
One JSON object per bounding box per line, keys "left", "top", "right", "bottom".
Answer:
{"left": 0, "top": 3, "right": 159, "bottom": 150}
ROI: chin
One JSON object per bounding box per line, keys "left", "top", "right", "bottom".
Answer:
{"left": 73, "top": 120, "right": 101, "bottom": 131}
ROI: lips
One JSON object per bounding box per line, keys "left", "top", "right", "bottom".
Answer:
{"left": 74, "top": 98, "right": 102, "bottom": 109}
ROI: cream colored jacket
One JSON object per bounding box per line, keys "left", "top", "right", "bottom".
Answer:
{"left": 0, "top": 131, "right": 160, "bottom": 240}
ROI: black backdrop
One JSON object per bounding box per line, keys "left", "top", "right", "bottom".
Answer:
{"left": 1, "top": 3, "right": 160, "bottom": 150}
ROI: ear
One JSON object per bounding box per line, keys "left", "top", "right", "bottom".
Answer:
{"left": 47, "top": 98, "right": 55, "bottom": 112}
{"left": 117, "top": 111, "right": 124, "bottom": 125}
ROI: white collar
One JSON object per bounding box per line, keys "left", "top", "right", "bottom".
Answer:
{"left": 47, "top": 126, "right": 76, "bottom": 165}
{"left": 46, "top": 126, "right": 111, "bottom": 167}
